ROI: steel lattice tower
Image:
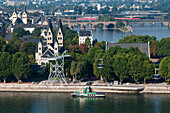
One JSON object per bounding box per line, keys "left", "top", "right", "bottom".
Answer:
{"left": 47, "top": 51, "right": 70, "bottom": 84}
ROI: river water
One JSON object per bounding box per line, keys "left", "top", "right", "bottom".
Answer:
{"left": 87, "top": 23, "right": 170, "bottom": 43}
{"left": 0, "top": 92, "right": 170, "bottom": 113}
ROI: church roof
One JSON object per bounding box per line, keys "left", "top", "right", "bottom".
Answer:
{"left": 47, "top": 19, "right": 54, "bottom": 35}
{"left": 79, "top": 30, "right": 92, "bottom": 36}
{"left": 56, "top": 19, "right": 63, "bottom": 34}
{"left": 14, "top": 6, "right": 17, "bottom": 14}
{"left": 23, "top": 6, "right": 27, "bottom": 13}
{"left": 33, "top": 16, "right": 45, "bottom": 24}
{"left": 12, "top": 23, "right": 35, "bottom": 28}
{"left": 4, "top": 34, "right": 13, "bottom": 41}
{"left": 107, "top": 43, "right": 149, "bottom": 57}
{"left": 41, "top": 48, "right": 54, "bottom": 58}
{"left": 14, "top": 18, "right": 23, "bottom": 24}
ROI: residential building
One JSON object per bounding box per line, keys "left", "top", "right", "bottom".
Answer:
{"left": 79, "top": 30, "right": 93, "bottom": 45}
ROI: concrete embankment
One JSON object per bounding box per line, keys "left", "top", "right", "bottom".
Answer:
{"left": 0, "top": 83, "right": 170, "bottom": 93}
{"left": 140, "top": 86, "right": 170, "bottom": 94}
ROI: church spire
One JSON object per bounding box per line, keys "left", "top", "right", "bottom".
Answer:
{"left": 24, "top": 6, "right": 26, "bottom": 13}
{"left": 14, "top": 6, "right": 17, "bottom": 13}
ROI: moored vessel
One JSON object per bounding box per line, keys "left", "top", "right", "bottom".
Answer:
{"left": 71, "top": 86, "right": 106, "bottom": 98}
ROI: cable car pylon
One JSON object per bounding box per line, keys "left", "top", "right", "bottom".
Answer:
{"left": 47, "top": 50, "right": 71, "bottom": 84}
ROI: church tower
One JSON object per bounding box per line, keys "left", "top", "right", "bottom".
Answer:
{"left": 12, "top": 6, "right": 18, "bottom": 25}
{"left": 22, "top": 6, "right": 27, "bottom": 24}
{"left": 46, "top": 20, "right": 53, "bottom": 47}
{"left": 57, "top": 19, "right": 63, "bottom": 47}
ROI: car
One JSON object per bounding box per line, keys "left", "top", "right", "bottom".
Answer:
{"left": 81, "top": 76, "right": 88, "bottom": 82}
{"left": 153, "top": 74, "right": 161, "bottom": 80}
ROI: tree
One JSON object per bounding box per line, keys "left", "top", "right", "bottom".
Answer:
{"left": 159, "top": 56, "right": 170, "bottom": 80}
{"left": 142, "top": 60, "right": 155, "bottom": 84}
{"left": 70, "top": 61, "right": 77, "bottom": 80}
{"left": 6, "top": 37, "right": 21, "bottom": 54}
{"left": 118, "top": 35, "right": 156, "bottom": 43}
{"left": 0, "top": 36, "right": 6, "bottom": 52}
{"left": 116, "top": 20, "right": 125, "bottom": 28}
{"left": 150, "top": 40, "right": 157, "bottom": 57}
{"left": 20, "top": 42, "right": 37, "bottom": 55}
{"left": 85, "top": 37, "right": 91, "bottom": 48}
{"left": 95, "top": 42, "right": 103, "bottom": 49}
{"left": 13, "top": 53, "right": 31, "bottom": 82}
{"left": 0, "top": 52, "right": 12, "bottom": 83}
{"left": 129, "top": 54, "right": 147, "bottom": 83}
{"left": 112, "top": 53, "right": 129, "bottom": 83}
{"left": 13, "top": 26, "right": 26, "bottom": 37}
{"left": 32, "top": 27, "right": 41, "bottom": 37}
{"left": 79, "top": 44, "right": 88, "bottom": 54}
{"left": 157, "top": 37, "right": 170, "bottom": 56}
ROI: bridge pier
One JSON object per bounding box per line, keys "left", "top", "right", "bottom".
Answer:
{"left": 91, "top": 25, "right": 96, "bottom": 30}
{"left": 129, "top": 23, "right": 132, "bottom": 26}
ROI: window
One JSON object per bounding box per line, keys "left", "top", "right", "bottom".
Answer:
{"left": 59, "top": 32, "right": 61, "bottom": 35}
{"left": 50, "top": 37, "right": 51, "bottom": 40}
{"left": 48, "top": 43, "right": 49, "bottom": 45}
{"left": 39, "top": 53, "right": 41, "bottom": 55}
{"left": 48, "top": 38, "right": 49, "bottom": 40}
{"left": 58, "top": 37, "right": 62, "bottom": 40}
{"left": 39, "top": 48, "right": 41, "bottom": 50}
{"left": 55, "top": 48, "right": 57, "bottom": 50}
{"left": 49, "top": 32, "right": 51, "bottom": 35}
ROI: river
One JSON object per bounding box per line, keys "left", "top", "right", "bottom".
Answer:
{"left": 0, "top": 92, "right": 170, "bottom": 113}
{"left": 77, "top": 23, "right": 170, "bottom": 43}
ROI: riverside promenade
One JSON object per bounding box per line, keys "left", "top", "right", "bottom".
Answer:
{"left": 0, "top": 82, "right": 170, "bottom": 94}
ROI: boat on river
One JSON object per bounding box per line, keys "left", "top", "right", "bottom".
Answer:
{"left": 71, "top": 86, "right": 106, "bottom": 98}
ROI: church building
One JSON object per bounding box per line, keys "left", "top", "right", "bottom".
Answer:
{"left": 35, "top": 19, "right": 64, "bottom": 65}
{"left": 11, "top": 6, "right": 27, "bottom": 25}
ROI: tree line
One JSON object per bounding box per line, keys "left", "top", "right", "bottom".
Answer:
{"left": 70, "top": 46, "right": 156, "bottom": 83}
{"left": 0, "top": 36, "right": 36, "bottom": 83}
{"left": 60, "top": 34, "right": 170, "bottom": 84}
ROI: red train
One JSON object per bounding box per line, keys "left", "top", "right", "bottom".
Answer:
{"left": 114, "top": 17, "right": 140, "bottom": 20}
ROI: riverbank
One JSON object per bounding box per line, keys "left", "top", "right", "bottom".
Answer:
{"left": 101, "top": 25, "right": 132, "bottom": 33}
{"left": 117, "top": 26, "right": 132, "bottom": 33}
{"left": 0, "top": 82, "right": 170, "bottom": 94}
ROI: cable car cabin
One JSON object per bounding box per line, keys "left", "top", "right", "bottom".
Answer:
{"left": 153, "top": 74, "right": 161, "bottom": 80}
{"left": 98, "top": 64, "right": 104, "bottom": 68}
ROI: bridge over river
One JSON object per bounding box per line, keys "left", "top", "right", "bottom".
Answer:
{"left": 61, "top": 19, "right": 170, "bottom": 29}
{"left": 62, "top": 21, "right": 121, "bottom": 30}
{"left": 129, "top": 19, "right": 170, "bottom": 27}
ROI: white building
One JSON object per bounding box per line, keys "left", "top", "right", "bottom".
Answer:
{"left": 79, "top": 30, "right": 93, "bottom": 45}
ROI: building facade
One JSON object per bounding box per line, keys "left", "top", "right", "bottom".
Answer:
{"left": 79, "top": 30, "right": 93, "bottom": 45}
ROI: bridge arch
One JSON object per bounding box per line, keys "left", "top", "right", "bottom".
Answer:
{"left": 97, "top": 23, "right": 104, "bottom": 28}
{"left": 86, "top": 23, "right": 93, "bottom": 29}
{"left": 106, "top": 23, "right": 115, "bottom": 29}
